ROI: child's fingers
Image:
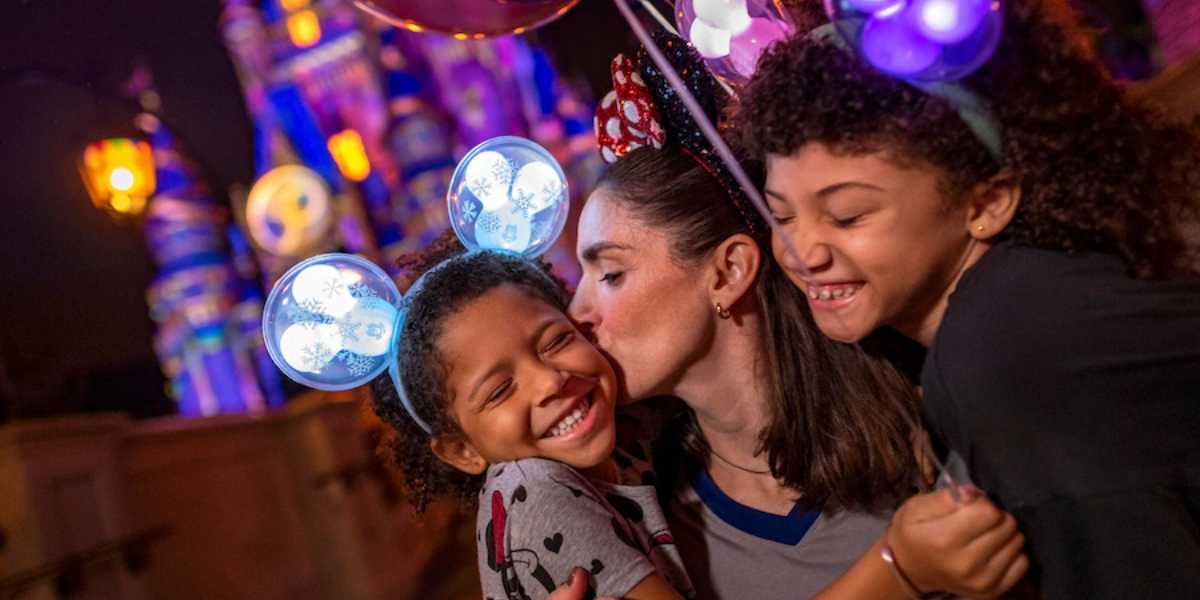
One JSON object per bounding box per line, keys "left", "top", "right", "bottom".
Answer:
{"left": 996, "top": 554, "right": 1031, "bottom": 595}
{"left": 963, "top": 511, "right": 1021, "bottom": 562}
{"left": 548, "top": 568, "right": 589, "bottom": 600}
{"left": 971, "top": 531, "right": 1027, "bottom": 596}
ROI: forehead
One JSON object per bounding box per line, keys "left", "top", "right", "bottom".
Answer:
{"left": 765, "top": 144, "right": 934, "bottom": 197}
{"left": 576, "top": 188, "right": 663, "bottom": 253}
{"left": 436, "top": 284, "right": 561, "bottom": 367}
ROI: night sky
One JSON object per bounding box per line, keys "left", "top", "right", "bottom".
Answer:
{"left": 0, "top": 0, "right": 1156, "bottom": 421}
{"left": 0, "top": 1, "right": 629, "bottom": 421}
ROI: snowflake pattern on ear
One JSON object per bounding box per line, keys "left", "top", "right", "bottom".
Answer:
{"left": 262, "top": 137, "right": 570, "bottom": 434}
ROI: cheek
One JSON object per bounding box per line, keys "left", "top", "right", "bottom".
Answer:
{"left": 459, "top": 404, "right": 529, "bottom": 451}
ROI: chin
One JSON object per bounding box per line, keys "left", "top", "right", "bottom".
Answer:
{"left": 813, "top": 315, "right": 870, "bottom": 343}
{"left": 557, "top": 435, "right": 616, "bottom": 470}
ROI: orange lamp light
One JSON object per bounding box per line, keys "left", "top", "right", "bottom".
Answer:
{"left": 327, "top": 129, "right": 371, "bottom": 182}
{"left": 286, "top": 10, "right": 322, "bottom": 48}
{"left": 78, "top": 138, "right": 156, "bottom": 217}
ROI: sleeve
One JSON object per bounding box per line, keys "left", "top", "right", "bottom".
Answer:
{"left": 1015, "top": 488, "right": 1200, "bottom": 600}
{"left": 477, "top": 460, "right": 657, "bottom": 600}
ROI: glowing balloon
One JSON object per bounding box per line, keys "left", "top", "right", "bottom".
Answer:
{"left": 677, "top": 0, "right": 795, "bottom": 85}
{"left": 861, "top": 12, "right": 941, "bottom": 76}
{"left": 447, "top": 136, "right": 568, "bottom": 258}
{"left": 263, "top": 253, "right": 401, "bottom": 390}
{"left": 263, "top": 136, "right": 571, "bottom": 403}
{"left": 353, "top": 0, "right": 580, "bottom": 38}
{"left": 825, "top": 0, "right": 1004, "bottom": 81}
{"left": 911, "top": 0, "right": 989, "bottom": 45}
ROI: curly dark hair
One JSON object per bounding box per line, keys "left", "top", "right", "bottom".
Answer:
{"left": 369, "top": 231, "right": 569, "bottom": 513}
{"left": 740, "top": 0, "right": 1200, "bottom": 278}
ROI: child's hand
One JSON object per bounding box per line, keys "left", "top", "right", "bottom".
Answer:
{"left": 887, "top": 487, "right": 1029, "bottom": 599}
{"left": 545, "top": 568, "right": 607, "bottom": 600}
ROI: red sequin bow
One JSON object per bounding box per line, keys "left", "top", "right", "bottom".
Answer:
{"left": 594, "top": 54, "right": 666, "bottom": 164}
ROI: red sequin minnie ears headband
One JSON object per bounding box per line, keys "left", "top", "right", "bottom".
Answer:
{"left": 593, "top": 32, "right": 761, "bottom": 235}
{"left": 595, "top": 54, "right": 666, "bottom": 164}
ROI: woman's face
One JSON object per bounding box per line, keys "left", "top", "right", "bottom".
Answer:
{"left": 439, "top": 284, "right": 618, "bottom": 470}
{"left": 569, "top": 190, "right": 713, "bottom": 402}
{"left": 764, "top": 143, "right": 974, "bottom": 344}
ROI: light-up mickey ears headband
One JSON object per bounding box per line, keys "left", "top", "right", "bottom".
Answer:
{"left": 825, "top": 0, "right": 1004, "bottom": 82}
{"left": 808, "top": 22, "right": 1004, "bottom": 160}
{"left": 262, "top": 136, "right": 570, "bottom": 434}
{"left": 820, "top": 0, "right": 1006, "bottom": 160}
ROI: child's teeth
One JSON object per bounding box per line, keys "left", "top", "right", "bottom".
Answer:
{"left": 809, "top": 285, "right": 861, "bottom": 302}
{"left": 548, "top": 396, "right": 591, "bottom": 438}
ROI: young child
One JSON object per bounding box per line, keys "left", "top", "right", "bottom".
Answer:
{"left": 369, "top": 233, "right": 693, "bottom": 600}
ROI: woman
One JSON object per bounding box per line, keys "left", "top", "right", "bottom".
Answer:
{"left": 549, "top": 32, "right": 1026, "bottom": 600}
{"left": 564, "top": 148, "right": 1027, "bottom": 600}
{"left": 738, "top": 1, "right": 1200, "bottom": 598}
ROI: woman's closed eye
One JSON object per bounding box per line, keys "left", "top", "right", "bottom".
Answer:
{"left": 599, "top": 271, "right": 623, "bottom": 285}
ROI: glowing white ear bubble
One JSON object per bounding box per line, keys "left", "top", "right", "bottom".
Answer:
{"left": 340, "top": 297, "right": 398, "bottom": 357}
{"left": 279, "top": 322, "right": 345, "bottom": 374}
{"left": 291, "top": 263, "right": 358, "bottom": 318}
{"left": 475, "top": 207, "right": 533, "bottom": 253}
{"left": 690, "top": 18, "right": 733, "bottom": 59}
{"left": 693, "top": 0, "right": 751, "bottom": 34}
{"left": 510, "top": 160, "right": 564, "bottom": 214}
{"left": 463, "top": 150, "right": 515, "bottom": 212}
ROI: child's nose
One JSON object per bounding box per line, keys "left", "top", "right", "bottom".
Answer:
{"left": 534, "top": 365, "right": 570, "bottom": 406}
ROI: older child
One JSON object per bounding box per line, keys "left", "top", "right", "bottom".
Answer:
{"left": 740, "top": 1, "right": 1200, "bottom": 597}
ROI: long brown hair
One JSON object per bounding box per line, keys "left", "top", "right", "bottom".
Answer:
{"left": 597, "top": 146, "right": 919, "bottom": 512}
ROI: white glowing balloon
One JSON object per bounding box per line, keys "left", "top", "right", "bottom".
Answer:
{"left": 279, "top": 322, "right": 345, "bottom": 374}
{"left": 475, "top": 208, "right": 532, "bottom": 253}
{"left": 290, "top": 263, "right": 358, "bottom": 319}
{"left": 510, "top": 160, "right": 563, "bottom": 215}
{"left": 462, "top": 150, "right": 515, "bottom": 212}
{"left": 448, "top": 136, "right": 569, "bottom": 257}
{"left": 340, "top": 297, "right": 398, "bottom": 357}
{"left": 690, "top": 18, "right": 733, "bottom": 59}
{"left": 693, "top": 0, "right": 751, "bottom": 34}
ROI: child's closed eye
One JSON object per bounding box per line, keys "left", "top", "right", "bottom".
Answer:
{"left": 485, "top": 379, "right": 513, "bottom": 406}
{"left": 540, "top": 330, "right": 574, "bottom": 355}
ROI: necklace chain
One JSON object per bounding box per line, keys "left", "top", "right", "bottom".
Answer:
{"left": 708, "top": 447, "right": 772, "bottom": 475}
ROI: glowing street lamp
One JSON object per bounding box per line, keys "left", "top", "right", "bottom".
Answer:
{"left": 78, "top": 138, "right": 156, "bottom": 217}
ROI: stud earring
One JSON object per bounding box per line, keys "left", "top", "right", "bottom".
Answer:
{"left": 715, "top": 302, "right": 731, "bottom": 319}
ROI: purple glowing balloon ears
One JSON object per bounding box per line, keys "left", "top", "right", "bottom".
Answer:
{"left": 826, "top": 0, "right": 1003, "bottom": 81}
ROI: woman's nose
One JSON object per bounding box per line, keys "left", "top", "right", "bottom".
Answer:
{"left": 567, "top": 291, "right": 597, "bottom": 333}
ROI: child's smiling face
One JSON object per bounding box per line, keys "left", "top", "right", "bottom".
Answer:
{"left": 432, "top": 283, "right": 619, "bottom": 473}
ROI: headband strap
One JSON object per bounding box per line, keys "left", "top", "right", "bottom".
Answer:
{"left": 388, "top": 249, "right": 562, "bottom": 435}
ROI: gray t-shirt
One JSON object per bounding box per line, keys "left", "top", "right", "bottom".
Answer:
{"left": 668, "top": 465, "right": 890, "bottom": 600}
{"left": 475, "top": 455, "right": 694, "bottom": 600}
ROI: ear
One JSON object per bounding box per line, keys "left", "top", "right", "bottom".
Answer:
{"left": 965, "top": 172, "right": 1021, "bottom": 240}
{"left": 430, "top": 434, "right": 488, "bottom": 475}
{"left": 707, "top": 233, "right": 762, "bottom": 312}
